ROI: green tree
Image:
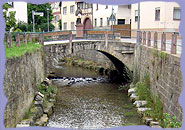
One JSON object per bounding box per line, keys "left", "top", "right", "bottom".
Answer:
{"left": 14, "top": 21, "right": 28, "bottom": 32}
{"left": 58, "top": 19, "right": 62, "bottom": 30}
{"left": 27, "top": 3, "right": 54, "bottom": 32}
{"left": 3, "top": 3, "right": 17, "bottom": 31}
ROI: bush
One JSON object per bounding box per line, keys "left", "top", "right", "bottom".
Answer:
{"left": 161, "top": 113, "right": 182, "bottom": 128}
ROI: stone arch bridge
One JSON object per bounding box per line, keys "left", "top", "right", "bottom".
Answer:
{"left": 44, "top": 40, "right": 135, "bottom": 81}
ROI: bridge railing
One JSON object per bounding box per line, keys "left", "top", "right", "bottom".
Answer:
{"left": 42, "top": 29, "right": 121, "bottom": 42}
{"left": 4, "top": 29, "right": 182, "bottom": 55}
{"left": 138, "top": 31, "right": 182, "bottom": 55}
{"left": 4, "top": 32, "right": 44, "bottom": 48}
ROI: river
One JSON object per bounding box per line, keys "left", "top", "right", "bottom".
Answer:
{"left": 47, "top": 65, "right": 143, "bottom": 129}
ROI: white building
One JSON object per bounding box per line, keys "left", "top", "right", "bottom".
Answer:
{"left": 6, "top": 2, "right": 27, "bottom": 23}
{"left": 93, "top": 4, "right": 131, "bottom": 29}
{"left": 61, "top": 1, "right": 76, "bottom": 30}
{"left": 131, "top": 2, "right": 180, "bottom": 33}
{"left": 50, "top": 2, "right": 62, "bottom": 31}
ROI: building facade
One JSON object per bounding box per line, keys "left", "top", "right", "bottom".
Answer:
{"left": 50, "top": 2, "right": 62, "bottom": 31}
{"left": 131, "top": 2, "right": 180, "bottom": 33}
{"left": 6, "top": 2, "right": 28, "bottom": 23}
{"left": 61, "top": 1, "right": 93, "bottom": 31}
{"left": 61, "top": 1, "right": 76, "bottom": 30}
{"left": 93, "top": 4, "right": 131, "bottom": 29}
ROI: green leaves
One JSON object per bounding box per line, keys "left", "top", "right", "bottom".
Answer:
{"left": 27, "top": 3, "right": 54, "bottom": 32}
{"left": 162, "top": 113, "right": 182, "bottom": 128}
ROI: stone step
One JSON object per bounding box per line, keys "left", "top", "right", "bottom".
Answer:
{"left": 16, "top": 124, "right": 30, "bottom": 127}
{"left": 143, "top": 117, "right": 153, "bottom": 125}
{"left": 128, "top": 88, "right": 136, "bottom": 96}
{"left": 133, "top": 100, "right": 147, "bottom": 107}
{"left": 44, "top": 102, "right": 54, "bottom": 116}
{"left": 16, "top": 120, "right": 30, "bottom": 127}
{"left": 137, "top": 108, "right": 152, "bottom": 115}
{"left": 40, "top": 114, "right": 48, "bottom": 124}
{"left": 150, "top": 121, "right": 160, "bottom": 126}
{"left": 130, "top": 93, "right": 138, "bottom": 101}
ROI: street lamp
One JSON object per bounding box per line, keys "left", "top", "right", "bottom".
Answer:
{"left": 136, "top": 3, "right": 141, "bottom": 45}
{"left": 47, "top": 8, "right": 49, "bottom": 32}
{"left": 32, "top": 10, "right": 44, "bottom": 32}
{"left": 109, "top": 6, "right": 116, "bottom": 39}
{"left": 109, "top": 6, "right": 116, "bottom": 31}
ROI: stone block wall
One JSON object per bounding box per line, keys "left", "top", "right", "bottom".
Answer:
{"left": 138, "top": 45, "right": 182, "bottom": 121}
{"left": 3, "top": 49, "right": 45, "bottom": 128}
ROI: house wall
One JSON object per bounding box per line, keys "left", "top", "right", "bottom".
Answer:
{"left": 8, "top": 2, "right": 27, "bottom": 23}
{"left": 51, "top": 2, "right": 62, "bottom": 31}
{"left": 131, "top": 2, "right": 180, "bottom": 31}
{"left": 61, "top": 1, "right": 76, "bottom": 30}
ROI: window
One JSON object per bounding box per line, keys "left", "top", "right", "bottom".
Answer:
{"left": 77, "top": 2, "right": 83, "bottom": 9}
{"left": 71, "top": 22, "right": 75, "bottom": 30}
{"left": 135, "top": 10, "right": 138, "bottom": 21}
{"left": 94, "top": 19, "right": 97, "bottom": 27}
{"left": 63, "top": 22, "right": 67, "bottom": 30}
{"left": 107, "top": 17, "right": 110, "bottom": 26}
{"left": 7, "top": 2, "right": 14, "bottom": 8}
{"left": 155, "top": 7, "right": 160, "bottom": 21}
{"left": 128, "top": 5, "right": 131, "bottom": 9}
{"left": 105, "top": 5, "right": 108, "bottom": 9}
{"left": 100, "top": 18, "right": 103, "bottom": 27}
{"left": 63, "top": 7, "right": 67, "bottom": 15}
{"left": 118, "top": 19, "right": 125, "bottom": 25}
{"left": 173, "top": 7, "right": 180, "bottom": 20}
{"left": 88, "top": 4, "right": 93, "bottom": 8}
{"left": 70, "top": 5, "right": 75, "bottom": 14}
{"left": 83, "top": 2, "right": 86, "bottom": 9}
{"left": 96, "top": 4, "right": 98, "bottom": 10}
{"left": 55, "top": 15, "right": 59, "bottom": 21}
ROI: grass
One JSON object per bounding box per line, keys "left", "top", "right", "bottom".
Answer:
{"left": 4, "top": 41, "right": 41, "bottom": 59}
{"left": 36, "top": 84, "right": 56, "bottom": 96}
{"left": 135, "top": 73, "right": 163, "bottom": 121}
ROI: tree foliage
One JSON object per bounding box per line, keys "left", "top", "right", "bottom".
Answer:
{"left": 27, "top": 3, "right": 54, "bottom": 32}
{"left": 58, "top": 19, "right": 62, "bottom": 30}
{"left": 3, "top": 3, "right": 17, "bottom": 31}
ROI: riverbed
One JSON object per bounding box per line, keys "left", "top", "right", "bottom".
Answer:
{"left": 47, "top": 65, "right": 143, "bottom": 129}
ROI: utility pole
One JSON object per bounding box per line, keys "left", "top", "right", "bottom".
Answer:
{"left": 47, "top": 8, "right": 49, "bottom": 32}
{"left": 136, "top": 2, "right": 140, "bottom": 45}
{"left": 32, "top": 10, "right": 35, "bottom": 32}
{"left": 134, "top": 2, "right": 141, "bottom": 83}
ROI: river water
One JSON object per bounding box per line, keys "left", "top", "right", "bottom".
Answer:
{"left": 47, "top": 65, "right": 143, "bottom": 129}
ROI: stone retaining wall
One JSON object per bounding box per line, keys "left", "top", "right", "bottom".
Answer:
{"left": 3, "top": 49, "right": 45, "bottom": 128}
{"left": 138, "top": 45, "right": 182, "bottom": 121}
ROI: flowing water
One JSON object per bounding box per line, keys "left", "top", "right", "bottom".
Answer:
{"left": 47, "top": 65, "right": 143, "bottom": 129}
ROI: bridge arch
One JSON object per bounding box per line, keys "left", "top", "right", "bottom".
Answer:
{"left": 67, "top": 49, "right": 132, "bottom": 82}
